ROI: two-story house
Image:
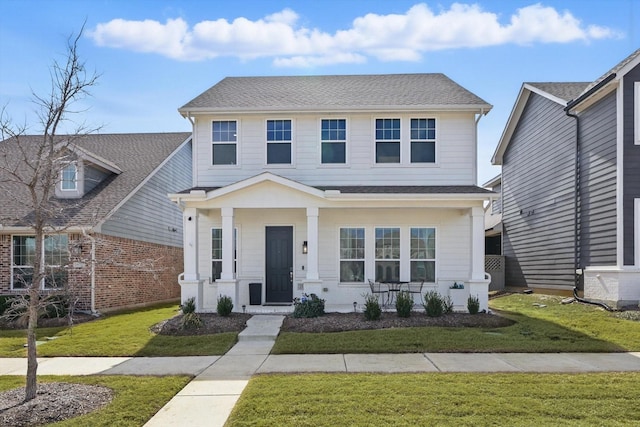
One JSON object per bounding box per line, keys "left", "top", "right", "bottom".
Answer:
{"left": 170, "top": 74, "right": 493, "bottom": 312}
{"left": 1, "top": 132, "right": 192, "bottom": 312}
{"left": 492, "top": 49, "right": 640, "bottom": 308}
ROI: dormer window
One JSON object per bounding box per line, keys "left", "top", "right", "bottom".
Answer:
{"left": 61, "top": 163, "right": 77, "bottom": 191}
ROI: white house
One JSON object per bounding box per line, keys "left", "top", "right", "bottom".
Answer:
{"left": 169, "top": 74, "right": 493, "bottom": 312}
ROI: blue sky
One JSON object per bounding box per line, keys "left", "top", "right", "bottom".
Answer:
{"left": 1, "top": 0, "right": 637, "bottom": 184}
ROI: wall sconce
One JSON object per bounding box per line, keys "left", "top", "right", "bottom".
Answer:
{"left": 302, "top": 241, "right": 308, "bottom": 254}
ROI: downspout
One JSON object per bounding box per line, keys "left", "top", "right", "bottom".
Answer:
{"left": 81, "top": 228, "right": 98, "bottom": 315}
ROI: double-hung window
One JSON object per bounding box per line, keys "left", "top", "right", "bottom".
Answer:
{"left": 266, "top": 119, "right": 292, "bottom": 164}
{"left": 375, "top": 227, "right": 400, "bottom": 282}
{"left": 12, "top": 235, "right": 69, "bottom": 289}
{"left": 211, "top": 228, "right": 237, "bottom": 281}
{"left": 375, "top": 119, "right": 401, "bottom": 163}
{"left": 61, "top": 163, "right": 77, "bottom": 190}
{"left": 410, "top": 228, "right": 436, "bottom": 282}
{"left": 339, "top": 228, "right": 364, "bottom": 282}
{"left": 321, "top": 119, "right": 346, "bottom": 164}
{"left": 212, "top": 120, "right": 237, "bottom": 165}
{"left": 410, "top": 118, "right": 436, "bottom": 163}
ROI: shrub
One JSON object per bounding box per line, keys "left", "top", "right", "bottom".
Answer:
{"left": 423, "top": 290, "right": 445, "bottom": 317}
{"left": 395, "top": 291, "right": 413, "bottom": 318}
{"left": 181, "top": 297, "right": 197, "bottom": 314}
{"left": 0, "top": 295, "right": 13, "bottom": 316}
{"left": 293, "top": 293, "right": 325, "bottom": 318}
{"left": 363, "top": 294, "right": 382, "bottom": 321}
{"left": 180, "top": 312, "right": 203, "bottom": 329}
{"left": 467, "top": 294, "right": 480, "bottom": 314}
{"left": 443, "top": 295, "right": 454, "bottom": 314}
{"left": 42, "top": 293, "right": 70, "bottom": 319}
{"left": 217, "top": 295, "right": 234, "bottom": 317}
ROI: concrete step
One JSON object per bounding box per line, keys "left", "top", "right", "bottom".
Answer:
{"left": 237, "top": 315, "right": 285, "bottom": 342}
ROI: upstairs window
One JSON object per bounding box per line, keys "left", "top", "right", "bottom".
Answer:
{"left": 375, "top": 119, "right": 400, "bottom": 163}
{"left": 410, "top": 118, "right": 436, "bottom": 163}
{"left": 321, "top": 119, "right": 346, "bottom": 164}
{"left": 212, "top": 120, "right": 237, "bottom": 165}
{"left": 266, "top": 119, "right": 292, "bottom": 164}
{"left": 61, "top": 163, "right": 77, "bottom": 190}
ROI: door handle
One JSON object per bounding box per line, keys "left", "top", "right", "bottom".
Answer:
{"left": 289, "top": 270, "right": 293, "bottom": 283}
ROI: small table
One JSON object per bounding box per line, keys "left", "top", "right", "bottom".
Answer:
{"left": 381, "top": 281, "right": 408, "bottom": 306}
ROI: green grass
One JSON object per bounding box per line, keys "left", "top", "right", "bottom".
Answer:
{"left": 0, "top": 303, "right": 238, "bottom": 357}
{"left": 227, "top": 372, "right": 640, "bottom": 426}
{"left": 272, "top": 294, "right": 640, "bottom": 354}
{"left": 0, "top": 375, "right": 190, "bottom": 426}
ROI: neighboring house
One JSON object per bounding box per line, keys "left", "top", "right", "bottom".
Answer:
{"left": 483, "top": 174, "right": 502, "bottom": 256}
{"left": 0, "top": 132, "right": 192, "bottom": 312}
{"left": 492, "top": 48, "right": 640, "bottom": 308}
{"left": 170, "top": 74, "right": 494, "bottom": 312}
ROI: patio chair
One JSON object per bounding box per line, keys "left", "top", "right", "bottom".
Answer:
{"left": 406, "top": 280, "right": 425, "bottom": 305}
{"left": 368, "top": 279, "right": 389, "bottom": 306}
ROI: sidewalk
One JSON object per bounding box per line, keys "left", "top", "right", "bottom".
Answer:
{"left": 1, "top": 315, "right": 640, "bottom": 426}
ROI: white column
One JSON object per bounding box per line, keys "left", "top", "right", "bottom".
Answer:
{"left": 221, "top": 207, "right": 234, "bottom": 281}
{"left": 183, "top": 207, "right": 199, "bottom": 281}
{"left": 306, "top": 207, "right": 319, "bottom": 280}
{"left": 471, "top": 206, "right": 485, "bottom": 280}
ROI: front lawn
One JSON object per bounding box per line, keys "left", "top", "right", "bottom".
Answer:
{"left": 227, "top": 372, "right": 640, "bottom": 426}
{"left": 0, "top": 375, "right": 190, "bottom": 426}
{"left": 272, "top": 294, "right": 640, "bottom": 354}
{"left": 0, "top": 303, "right": 238, "bottom": 357}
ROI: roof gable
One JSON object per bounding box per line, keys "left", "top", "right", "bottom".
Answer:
{"left": 179, "top": 74, "right": 492, "bottom": 114}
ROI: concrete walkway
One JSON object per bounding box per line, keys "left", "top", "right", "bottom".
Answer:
{"left": 2, "top": 315, "right": 640, "bottom": 426}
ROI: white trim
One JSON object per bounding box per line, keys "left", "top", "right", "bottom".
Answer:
{"left": 60, "top": 163, "right": 78, "bottom": 191}
{"left": 635, "top": 82, "right": 640, "bottom": 145}
{"left": 616, "top": 78, "right": 625, "bottom": 267}
{"left": 635, "top": 198, "right": 640, "bottom": 267}
{"left": 179, "top": 104, "right": 492, "bottom": 115}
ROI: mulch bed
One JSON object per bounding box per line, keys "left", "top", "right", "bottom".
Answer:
{"left": 151, "top": 312, "right": 252, "bottom": 336}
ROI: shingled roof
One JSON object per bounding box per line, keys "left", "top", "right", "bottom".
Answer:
{"left": 0, "top": 132, "right": 191, "bottom": 228}
{"left": 179, "top": 74, "right": 492, "bottom": 113}
{"left": 526, "top": 82, "right": 590, "bottom": 103}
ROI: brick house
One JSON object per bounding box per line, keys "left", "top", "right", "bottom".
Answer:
{"left": 0, "top": 132, "right": 192, "bottom": 312}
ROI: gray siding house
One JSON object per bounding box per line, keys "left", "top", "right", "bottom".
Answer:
{"left": 492, "top": 49, "right": 640, "bottom": 308}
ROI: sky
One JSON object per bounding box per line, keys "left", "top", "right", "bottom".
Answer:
{"left": 0, "top": 0, "right": 638, "bottom": 185}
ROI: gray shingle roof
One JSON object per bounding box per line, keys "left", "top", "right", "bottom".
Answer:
{"left": 0, "top": 132, "right": 191, "bottom": 228}
{"left": 180, "top": 74, "right": 492, "bottom": 112}
{"left": 526, "top": 82, "right": 590, "bottom": 103}
{"left": 579, "top": 48, "right": 640, "bottom": 97}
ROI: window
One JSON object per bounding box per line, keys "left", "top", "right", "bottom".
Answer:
{"left": 211, "top": 228, "right": 237, "bottom": 281}
{"left": 321, "top": 119, "right": 346, "bottom": 164}
{"left": 339, "top": 228, "right": 364, "bottom": 282}
{"left": 410, "top": 118, "right": 436, "bottom": 163}
{"left": 266, "top": 119, "right": 292, "bottom": 164}
{"left": 12, "top": 235, "right": 69, "bottom": 289}
{"left": 375, "top": 227, "right": 400, "bottom": 282}
{"left": 212, "top": 121, "right": 237, "bottom": 165}
{"left": 61, "top": 163, "right": 77, "bottom": 190}
{"left": 375, "top": 119, "right": 401, "bottom": 163}
{"left": 410, "top": 228, "right": 436, "bottom": 282}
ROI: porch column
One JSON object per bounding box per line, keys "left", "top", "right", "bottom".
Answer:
{"left": 306, "top": 207, "right": 319, "bottom": 280}
{"left": 220, "top": 207, "right": 235, "bottom": 281}
{"left": 179, "top": 207, "right": 202, "bottom": 310}
{"left": 469, "top": 206, "right": 489, "bottom": 311}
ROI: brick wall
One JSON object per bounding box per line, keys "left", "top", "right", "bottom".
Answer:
{"left": 0, "top": 232, "right": 182, "bottom": 312}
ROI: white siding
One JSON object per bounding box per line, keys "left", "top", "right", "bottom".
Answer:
{"left": 193, "top": 112, "right": 477, "bottom": 187}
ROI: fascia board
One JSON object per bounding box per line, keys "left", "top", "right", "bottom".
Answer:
{"left": 178, "top": 104, "right": 493, "bottom": 115}
{"left": 492, "top": 85, "right": 531, "bottom": 165}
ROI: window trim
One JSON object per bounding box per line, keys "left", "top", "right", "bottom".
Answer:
{"left": 11, "top": 234, "right": 69, "bottom": 290}
{"left": 409, "top": 226, "right": 436, "bottom": 283}
{"left": 60, "top": 163, "right": 77, "bottom": 191}
{"left": 374, "top": 117, "right": 401, "bottom": 164}
{"left": 374, "top": 226, "right": 401, "bottom": 282}
{"left": 265, "top": 118, "right": 294, "bottom": 166}
{"left": 338, "top": 227, "right": 365, "bottom": 283}
{"left": 409, "top": 117, "right": 437, "bottom": 164}
{"left": 211, "top": 120, "right": 239, "bottom": 167}
{"left": 320, "top": 118, "right": 348, "bottom": 165}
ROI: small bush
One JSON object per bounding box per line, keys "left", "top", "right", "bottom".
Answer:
{"left": 443, "top": 296, "right": 454, "bottom": 314}
{"left": 0, "top": 295, "right": 13, "bottom": 316}
{"left": 423, "top": 290, "right": 445, "bottom": 317}
{"left": 217, "top": 295, "right": 234, "bottom": 317}
{"left": 293, "top": 293, "right": 325, "bottom": 318}
{"left": 363, "top": 294, "right": 382, "bottom": 321}
{"left": 467, "top": 294, "right": 480, "bottom": 314}
{"left": 180, "top": 312, "right": 203, "bottom": 329}
{"left": 42, "top": 293, "right": 70, "bottom": 318}
{"left": 181, "top": 297, "right": 197, "bottom": 314}
{"left": 395, "top": 291, "right": 413, "bottom": 318}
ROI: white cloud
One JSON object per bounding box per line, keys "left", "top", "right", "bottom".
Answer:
{"left": 88, "top": 3, "right": 619, "bottom": 67}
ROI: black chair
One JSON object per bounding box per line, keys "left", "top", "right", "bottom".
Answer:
{"left": 368, "top": 279, "right": 389, "bottom": 305}
{"left": 406, "top": 280, "right": 425, "bottom": 305}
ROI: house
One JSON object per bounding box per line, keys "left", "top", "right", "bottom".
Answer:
{"left": 492, "top": 48, "right": 640, "bottom": 308}
{"left": 483, "top": 174, "right": 502, "bottom": 256}
{"left": 0, "top": 132, "right": 192, "bottom": 312}
{"left": 170, "top": 74, "right": 494, "bottom": 313}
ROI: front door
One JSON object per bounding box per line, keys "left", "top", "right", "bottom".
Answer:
{"left": 265, "top": 226, "right": 293, "bottom": 303}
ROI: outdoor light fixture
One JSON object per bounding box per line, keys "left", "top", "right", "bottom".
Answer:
{"left": 302, "top": 241, "right": 308, "bottom": 254}
{"left": 353, "top": 301, "right": 357, "bottom": 312}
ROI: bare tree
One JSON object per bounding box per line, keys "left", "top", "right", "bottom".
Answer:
{"left": 0, "top": 27, "right": 99, "bottom": 402}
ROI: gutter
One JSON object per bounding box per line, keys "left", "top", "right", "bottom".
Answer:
{"left": 565, "top": 73, "right": 617, "bottom": 111}
{"left": 81, "top": 228, "right": 98, "bottom": 315}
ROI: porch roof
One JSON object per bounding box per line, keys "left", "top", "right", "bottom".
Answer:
{"left": 177, "top": 185, "right": 492, "bottom": 195}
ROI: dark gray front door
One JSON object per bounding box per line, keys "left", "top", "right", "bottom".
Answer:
{"left": 265, "top": 226, "right": 293, "bottom": 303}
